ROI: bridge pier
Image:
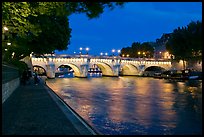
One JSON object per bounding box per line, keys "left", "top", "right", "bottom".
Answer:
{"left": 138, "top": 65, "right": 146, "bottom": 76}
{"left": 112, "top": 64, "right": 120, "bottom": 77}
{"left": 76, "top": 64, "right": 89, "bottom": 78}
{"left": 46, "top": 63, "right": 55, "bottom": 79}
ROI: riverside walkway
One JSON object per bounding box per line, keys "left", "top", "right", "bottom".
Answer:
{"left": 2, "top": 77, "right": 97, "bottom": 135}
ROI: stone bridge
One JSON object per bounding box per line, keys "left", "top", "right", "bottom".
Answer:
{"left": 31, "top": 56, "right": 172, "bottom": 78}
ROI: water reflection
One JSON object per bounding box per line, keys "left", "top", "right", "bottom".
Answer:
{"left": 46, "top": 77, "right": 202, "bottom": 135}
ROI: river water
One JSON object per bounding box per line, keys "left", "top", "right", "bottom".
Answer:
{"left": 46, "top": 76, "right": 202, "bottom": 135}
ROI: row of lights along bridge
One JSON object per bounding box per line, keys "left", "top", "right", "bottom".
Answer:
{"left": 71, "top": 47, "right": 172, "bottom": 59}
{"left": 73, "top": 47, "right": 121, "bottom": 56}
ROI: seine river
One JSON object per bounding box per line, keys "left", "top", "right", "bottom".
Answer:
{"left": 46, "top": 76, "right": 202, "bottom": 135}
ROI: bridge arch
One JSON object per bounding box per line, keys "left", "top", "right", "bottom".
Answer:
{"left": 143, "top": 66, "right": 166, "bottom": 76}
{"left": 144, "top": 66, "right": 166, "bottom": 71}
{"left": 92, "top": 62, "right": 114, "bottom": 76}
{"left": 55, "top": 63, "right": 81, "bottom": 77}
{"left": 33, "top": 65, "right": 46, "bottom": 76}
{"left": 56, "top": 65, "right": 73, "bottom": 71}
{"left": 120, "top": 64, "right": 139, "bottom": 76}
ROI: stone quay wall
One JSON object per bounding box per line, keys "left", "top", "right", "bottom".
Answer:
{"left": 2, "top": 64, "right": 20, "bottom": 103}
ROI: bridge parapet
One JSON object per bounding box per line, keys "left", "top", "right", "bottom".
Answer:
{"left": 90, "top": 58, "right": 113, "bottom": 63}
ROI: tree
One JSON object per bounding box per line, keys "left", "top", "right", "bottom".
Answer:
{"left": 2, "top": 2, "right": 125, "bottom": 61}
{"left": 166, "top": 20, "right": 202, "bottom": 69}
{"left": 121, "top": 42, "right": 154, "bottom": 58}
{"left": 140, "top": 42, "right": 154, "bottom": 58}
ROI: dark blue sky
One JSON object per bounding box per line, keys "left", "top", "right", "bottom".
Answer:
{"left": 55, "top": 2, "right": 202, "bottom": 56}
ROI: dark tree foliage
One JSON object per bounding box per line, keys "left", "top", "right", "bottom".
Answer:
{"left": 121, "top": 42, "right": 154, "bottom": 58}
{"left": 2, "top": 2, "right": 125, "bottom": 61}
{"left": 166, "top": 20, "right": 202, "bottom": 69}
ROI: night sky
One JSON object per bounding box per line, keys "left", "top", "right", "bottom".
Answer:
{"left": 55, "top": 2, "right": 202, "bottom": 56}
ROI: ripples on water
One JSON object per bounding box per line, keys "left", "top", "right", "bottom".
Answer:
{"left": 46, "top": 77, "right": 202, "bottom": 135}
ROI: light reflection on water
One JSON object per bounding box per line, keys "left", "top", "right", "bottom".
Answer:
{"left": 46, "top": 77, "right": 202, "bottom": 135}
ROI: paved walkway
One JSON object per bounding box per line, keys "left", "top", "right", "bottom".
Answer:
{"left": 2, "top": 78, "right": 97, "bottom": 135}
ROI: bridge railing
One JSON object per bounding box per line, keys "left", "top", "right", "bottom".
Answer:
{"left": 34, "top": 54, "right": 171, "bottom": 61}
{"left": 32, "top": 55, "right": 172, "bottom": 64}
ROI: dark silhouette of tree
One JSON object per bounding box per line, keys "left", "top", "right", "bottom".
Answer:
{"left": 121, "top": 42, "right": 154, "bottom": 58}
{"left": 2, "top": 2, "right": 125, "bottom": 61}
{"left": 166, "top": 20, "right": 202, "bottom": 69}
{"left": 140, "top": 42, "right": 154, "bottom": 58}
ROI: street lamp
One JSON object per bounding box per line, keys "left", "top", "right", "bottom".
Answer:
{"left": 105, "top": 52, "right": 108, "bottom": 56}
{"left": 12, "top": 52, "right": 15, "bottom": 58}
{"left": 117, "top": 50, "right": 121, "bottom": 56}
{"left": 100, "top": 52, "right": 103, "bottom": 56}
{"left": 138, "top": 51, "right": 141, "bottom": 58}
{"left": 127, "top": 54, "right": 129, "bottom": 57}
{"left": 3, "top": 26, "right": 8, "bottom": 31}
{"left": 142, "top": 52, "right": 146, "bottom": 59}
{"left": 159, "top": 51, "right": 162, "bottom": 58}
{"left": 79, "top": 47, "right": 83, "bottom": 57}
{"left": 112, "top": 49, "right": 115, "bottom": 56}
{"left": 86, "top": 47, "right": 89, "bottom": 55}
{"left": 2, "top": 26, "right": 10, "bottom": 61}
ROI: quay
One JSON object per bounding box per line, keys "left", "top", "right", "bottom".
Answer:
{"left": 2, "top": 78, "right": 98, "bottom": 135}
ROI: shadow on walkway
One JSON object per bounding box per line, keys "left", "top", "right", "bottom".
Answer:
{"left": 2, "top": 78, "right": 95, "bottom": 135}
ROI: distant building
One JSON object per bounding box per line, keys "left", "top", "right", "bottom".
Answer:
{"left": 154, "top": 33, "right": 173, "bottom": 59}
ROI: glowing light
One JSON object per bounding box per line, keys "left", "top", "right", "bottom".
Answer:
{"left": 3, "top": 26, "right": 8, "bottom": 31}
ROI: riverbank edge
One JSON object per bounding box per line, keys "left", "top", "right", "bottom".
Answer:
{"left": 44, "top": 83, "right": 101, "bottom": 135}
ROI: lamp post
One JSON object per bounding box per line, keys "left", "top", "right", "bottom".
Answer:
{"left": 138, "top": 51, "right": 141, "bottom": 58}
{"left": 86, "top": 47, "right": 89, "bottom": 55}
{"left": 2, "top": 26, "right": 9, "bottom": 61}
{"left": 143, "top": 52, "right": 146, "bottom": 59}
{"left": 79, "top": 47, "right": 83, "bottom": 57}
{"left": 159, "top": 51, "right": 162, "bottom": 58}
{"left": 117, "top": 50, "right": 121, "bottom": 56}
{"left": 112, "top": 49, "right": 115, "bottom": 56}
